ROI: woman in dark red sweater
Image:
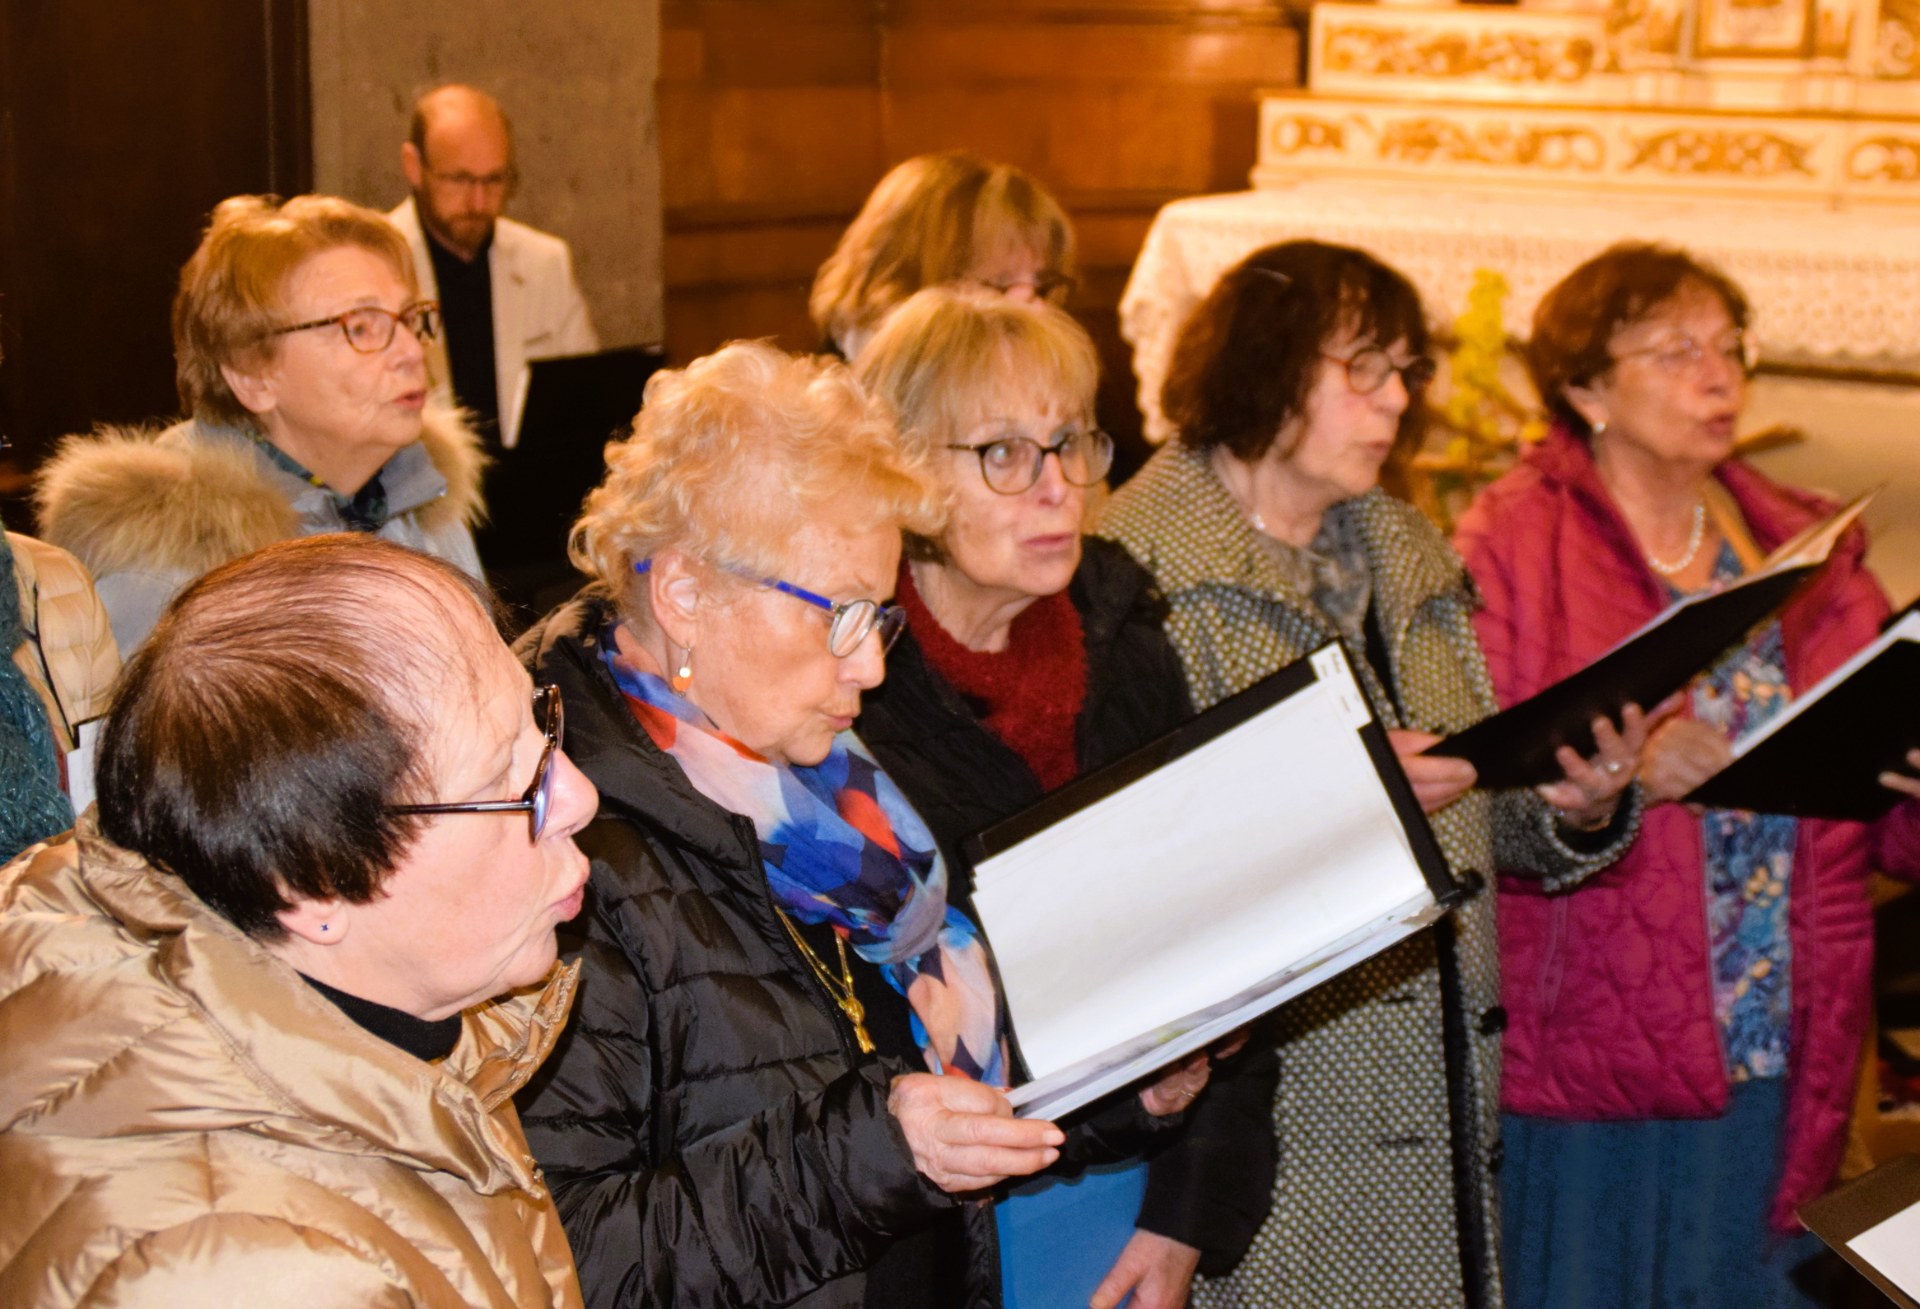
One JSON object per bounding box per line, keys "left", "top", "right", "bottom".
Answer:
{"left": 853, "top": 286, "right": 1278, "bottom": 1309}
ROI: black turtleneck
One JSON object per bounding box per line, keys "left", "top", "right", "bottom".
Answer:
{"left": 302, "top": 974, "right": 463, "bottom": 1063}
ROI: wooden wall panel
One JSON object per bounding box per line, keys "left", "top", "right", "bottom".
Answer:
{"left": 0, "top": 0, "right": 310, "bottom": 519}
{"left": 659, "top": 0, "right": 1299, "bottom": 468}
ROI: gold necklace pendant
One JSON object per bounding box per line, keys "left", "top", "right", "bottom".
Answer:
{"left": 777, "top": 909, "right": 877, "bottom": 1055}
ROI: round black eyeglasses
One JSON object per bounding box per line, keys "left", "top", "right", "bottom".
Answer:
{"left": 945, "top": 428, "right": 1115, "bottom": 496}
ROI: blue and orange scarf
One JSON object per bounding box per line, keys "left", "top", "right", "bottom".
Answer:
{"left": 603, "top": 631, "right": 1010, "bottom": 1087}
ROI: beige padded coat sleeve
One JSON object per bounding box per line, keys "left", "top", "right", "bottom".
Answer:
{"left": 9, "top": 531, "right": 121, "bottom": 751}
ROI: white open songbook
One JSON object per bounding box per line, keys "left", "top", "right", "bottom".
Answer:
{"left": 965, "top": 642, "right": 1461, "bottom": 1120}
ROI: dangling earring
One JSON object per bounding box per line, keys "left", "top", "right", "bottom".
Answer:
{"left": 671, "top": 647, "right": 694, "bottom": 694}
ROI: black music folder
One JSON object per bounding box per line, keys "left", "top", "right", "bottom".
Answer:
{"left": 1428, "top": 491, "right": 1874, "bottom": 789}
{"left": 1801, "top": 1153, "right": 1920, "bottom": 1308}
{"left": 963, "top": 643, "right": 1461, "bottom": 1120}
{"left": 479, "top": 345, "right": 666, "bottom": 616}
{"left": 1686, "top": 604, "right": 1920, "bottom": 821}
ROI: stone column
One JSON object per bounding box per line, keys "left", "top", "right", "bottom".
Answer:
{"left": 307, "top": 0, "right": 664, "bottom": 350}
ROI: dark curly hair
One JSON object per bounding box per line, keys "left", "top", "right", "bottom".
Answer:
{"left": 1528, "top": 242, "right": 1750, "bottom": 437}
{"left": 1162, "top": 240, "right": 1429, "bottom": 463}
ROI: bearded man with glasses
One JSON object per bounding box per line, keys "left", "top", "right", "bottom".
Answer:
{"left": 0, "top": 534, "right": 600, "bottom": 1307}
{"left": 391, "top": 83, "right": 598, "bottom": 449}
{"left": 38, "top": 192, "right": 488, "bottom": 658}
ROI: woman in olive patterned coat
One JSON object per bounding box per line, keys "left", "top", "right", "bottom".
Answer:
{"left": 1098, "top": 241, "right": 1645, "bottom": 1309}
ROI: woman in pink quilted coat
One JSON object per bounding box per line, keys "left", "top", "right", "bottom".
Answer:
{"left": 1455, "top": 242, "right": 1920, "bottom": 1309}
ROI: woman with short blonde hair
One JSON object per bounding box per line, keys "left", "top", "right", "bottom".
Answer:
{"left": 38, "top": 193, "right": 481, "bottom": 656}
{"left": 810, "top": 152, "right": 1076, "bottom": 359}
{"left": 855, "top": 288, "right": 1277, "bottom": 1309}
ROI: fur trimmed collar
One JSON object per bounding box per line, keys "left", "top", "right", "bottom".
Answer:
{"left": 34, "top": 405, "right": 486, "bottom": 582}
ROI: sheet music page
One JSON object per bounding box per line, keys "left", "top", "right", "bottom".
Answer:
{"left": 971, "top": 661, "right": 1430, "bottom": 1081}
{"left": 1849, "top": 1201, "right": 1920, "bottom": 1298}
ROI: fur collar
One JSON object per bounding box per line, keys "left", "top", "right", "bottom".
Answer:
{"left": 34, "top": 405, "right": 486, "bottom": 582}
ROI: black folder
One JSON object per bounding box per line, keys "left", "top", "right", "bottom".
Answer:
{"left": 1427, "top": 491, "right": 1874, "bottom": 790}
{"left": 1427, "top": 565, "right": 1815, "bottom": 788}
{"left": 1686, "top": 605, "right": 1920, "bottom": 821}
{"left": 1801, "top": 1153, "right": 1920, "bottom": 1308}
{"left": 476, "top": 345, "right": 665, "bottom": 616}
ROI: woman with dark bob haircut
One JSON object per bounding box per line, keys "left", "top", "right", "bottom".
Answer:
{"left": 1099, "top": 239, "right": 1646, "bottom": 1309}
{"left": 1455, "top": 241, "right": 1920, "bottom": 1309}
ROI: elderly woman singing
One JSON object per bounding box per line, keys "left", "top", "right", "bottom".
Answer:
{"left": 853, "top": 286, "right": 1278, "bottom": 1309}
{"left": 516, "top": 342, "right": 1211, "bottom": 1309}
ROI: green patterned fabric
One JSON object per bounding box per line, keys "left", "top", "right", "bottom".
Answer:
{"left": 0, "top": 535, "right": 73, "bottom": 864}
{"left": 1098, "top": 443, "right": 1634, "bottom": 1309}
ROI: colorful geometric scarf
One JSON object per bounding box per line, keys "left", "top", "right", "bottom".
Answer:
{"left": 602, "top": 632, "right": 1010, "bottom": 1087}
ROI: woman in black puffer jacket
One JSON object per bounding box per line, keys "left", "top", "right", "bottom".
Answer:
{"left": 514, "top": 341, "right": 1204, "bottom": 1309}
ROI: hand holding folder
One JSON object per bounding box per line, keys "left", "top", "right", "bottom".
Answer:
{"left": 1428, "top": 490, "right": 1875, "bottom": 789}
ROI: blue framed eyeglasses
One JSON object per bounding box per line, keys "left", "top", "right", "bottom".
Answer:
{"left": 632, "top": 560, "right": 905, "bottom": 658}
{"left": 390, "top": 685, "right": 563, "bottom": 842}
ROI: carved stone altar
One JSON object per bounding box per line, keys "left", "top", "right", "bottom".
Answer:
{"left": 1255, "top": 0, "right": 1920, "bottom": 202}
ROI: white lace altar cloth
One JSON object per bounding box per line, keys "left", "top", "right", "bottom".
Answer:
{"left": 1121, "top": 179, "right": 1920, "bottom": 444}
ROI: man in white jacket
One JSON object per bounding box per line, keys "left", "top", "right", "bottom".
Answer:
{"left": 392, "top": 84, "right": 598, "bottom": 449}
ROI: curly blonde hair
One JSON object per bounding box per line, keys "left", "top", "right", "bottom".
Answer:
{"left": 173, "top": 194, "right": 417, "bottom": 427}
{"left": 809, "top": 152, "right": 1075, "bottom": 355}
{"left": 570, "top": 341, "right": 945, "bottom": 602}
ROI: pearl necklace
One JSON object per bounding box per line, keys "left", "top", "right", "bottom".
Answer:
{"left": 1645, "top": 500, "right": 1707, "bottom": 576}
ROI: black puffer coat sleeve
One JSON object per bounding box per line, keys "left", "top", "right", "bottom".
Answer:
{"left": 518, "top": 826, "right": 953, "bottom": 1309}
{"left": 1134, "top": 1039, "right": 1280, "bottom": 1275}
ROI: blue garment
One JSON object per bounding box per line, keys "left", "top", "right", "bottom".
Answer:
{"left": 998, "top": 1158, "right": 1149, "bottom": 1309}
{"left": 1685, "top": 542, "right": 1798, "bottom": 1081}
{"left": 1501, "top": 1080, "right": 1828, "bottom": 1309}
{"left": 0, "top": 535, "right": 72, "bottom": 864}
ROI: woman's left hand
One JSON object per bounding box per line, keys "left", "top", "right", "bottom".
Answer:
{"left": 1881, "top": 748, "right": 1920, "bottom": 799}
{"left": 1090, "top": 1229, "right": 1203, "bottom": 1309}
{"left": 1139, "top": 1051, "right": 1211, "bottom": 1117}
{"left": 1536, "top": 704, "right": 1649, "bottom": 832}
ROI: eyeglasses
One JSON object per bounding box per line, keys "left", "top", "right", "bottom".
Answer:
{"left": 631, "top": 561, "right": 905, "bottom": 659}
{"left": 1322, "top": 347, "right": 1438, "bottom": 396}
{"left": 945, "top": 427, "right": 1115, "bottom": 495}
{"left": 426, "top": 167, "right": 518, "bottom": 195}
{"left": 270, "top": 302, "right": 440, "bottom": 354}
{"left": 391, "top": 685, "right": 564, "bottom": 842}
{"left": 970, "top": 271, "right": 1077, "bottom": 301}
{"left": 1611, "top": 330, "right": 1759, "bottom": 377}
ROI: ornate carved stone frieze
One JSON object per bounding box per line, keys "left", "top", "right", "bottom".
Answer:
{"left": 1877, "top": 0, "right": 1920, "bottom": 78}
{"left": 1265, "top": 113, "right": 1349, "bottom": 155}
{"left": 1623, "top": 128, "right": 1818, "bottom": 176}
{"left": 1374, "top": 117, "right": 1607, "bottom": 170}
{"left": 1848, "top": 133, "right": 1920, "bottom": 178}
{"left": 1319, "top": 21, "right": 1598, "bottom": 84}
{"left": 1276, "top": 3, "right": 1920, "bottom": 206}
